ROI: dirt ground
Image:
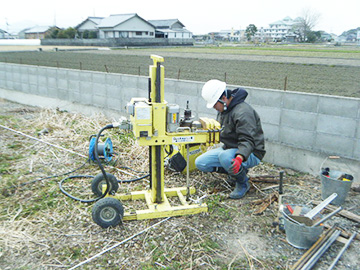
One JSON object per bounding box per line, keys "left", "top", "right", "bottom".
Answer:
{"left": 0, "top": 98, "right": 359, "bottom": 270}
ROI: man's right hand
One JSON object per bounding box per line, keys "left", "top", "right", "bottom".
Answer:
{"left": 229, "top": 155, "right": 243, "bottom": 175}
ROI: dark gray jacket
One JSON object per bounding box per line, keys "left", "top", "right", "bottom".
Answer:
{"left": 217, "top": 88, "right": 266, "bottom": 161}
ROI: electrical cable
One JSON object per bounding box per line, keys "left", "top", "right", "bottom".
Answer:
{"left": 10, "top": 160, "right": 89, "bottom": 189}
{"left": 59, "top": 175, "right": 99, "bottom": 203}
{"left": 1, "top": 123, "right": 149, "bottom": 201}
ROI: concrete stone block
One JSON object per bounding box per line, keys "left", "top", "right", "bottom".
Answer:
{"left": 29, "top": 74, "right": 38, "bottom": 85}
{"left": 317, "top": 115, "right": 357, "bottom": 137}
{"left": 80, "top": 71, "right": 92, "bottom": 83}
{"left": 29, "top": 84, "right": 38, "bottom": 95}
{"left": 164, "top": 92, "right": 176, "bottom": 104}
{"left": 20, "top": 71, "right": 29, "bottom": 84}
{"left": 93, "top": 94, "right": 106, "bottom": 107}
{"left": 13, "top": 81, "right": 21, "bottom": 91}
{"left": 250, "top": 88, "right": 283, "bottom": 107}
{"left": 80, "top": 81, "right": 93, "bottom": 95}
{"left": 38, "top": 67, "right": 48, "bottom": 78}
{"left": 254, "top": 105, "right": 281, "bottom": 125}
{"left": 123, "top": 87, "right": 139, "bottom": 101}
{"left": 283, "top": 92, "right": 319, "bottom": 112}
{"left": 68, "top": 70, "right": 80, "bottom": 81}
{"left": 165, "top": 79, "right": 177, "bottom": 93}
{"left": 68, "top": 80, "right": 79, "bottom": 92}
{"left": 21, "top": 83, "right": 29, "bottom": 93}
{"left": 58, "top": 89, "right": 69, "bottom": 101}
{"left": 354, "top": 139, "right": 360, "bottom": 159}
{"left": 57, "top": 69, "right": 67, "bottom": 80}
{"left": 138, "top": 88, "right": 148, "bottom": 99}
{"left": 173, "top": 80, "right": 201, "bottom": 97}
{"left": 107, "top": 97, "right": 122, "bottom": 111}
{"left": 93, "top": 82, "right": 106, "bottom": 96}
{"left": 281, "top": 109, "right": 317, "bottom": 131}
{"left": 12, "top": 72, "right": 21, "bottom": 82}
{"left": 318, "top": 96, "right": 359, "bottom": 118}
{"left": 47, "top": 87, "right": 58, "bottom": 98}
{"left": 28, "top": 66, "right": 38, "bottom": 75}
{"left": 105, "top": 73, "right": 121, "bottom": 86}
{"left": 38, "top": 76, "right": 47, "bottom": 87}
{"left": 48, "top": 77, "right": 57, "bottom": 88}
{"left": 123, "top": 75, "right": 139, "bottom": 90}
{"left": 315, "top": 133, "right": 355, "bottom": 158}
{"left": 70, "top": 91, "right": 81, "bottom": 103}
{"left": 46, "top": 68, "right": 57, "bottom": 79}
{"left": 262, "top": 123, "right": 279, "bottom": 142}
{"left": 58, "top": 78, "right": 68, "bottom": 90}
{"left": 137, "top": 76, "right": 148, "bottom": 91}
{"left": 0, "top": 72, "right": 5, "bottom": 87}
{"left": 80, "top": 92, "right": 93, "bottom": 105}
{"left": 106, "top": 84, "right": 121, "bottom": 98}
{"left": 93, "top": 72, "right": 106, "bottom": 85}
{"left": 38, "top": 85, "right": 48, "bottom": 96}
{"left": 280, "top": 126, "right": 315, "bottom": 149}
{"left": 10, "top": 64, "right": 20, "bottom": 74}
{"left": 6, "top": 80, "right": 14, "bottom": 90}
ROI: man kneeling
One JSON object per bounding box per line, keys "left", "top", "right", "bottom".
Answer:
{"left": 195, "top": 80, "right": 266, "bottom": 199}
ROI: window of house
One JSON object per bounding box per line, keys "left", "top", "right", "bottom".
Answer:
{"left": 150, "top": 32, "right": 154, "bottom": 36}
{"left": 136, "top": 32, "right": 142, "bottom": 36}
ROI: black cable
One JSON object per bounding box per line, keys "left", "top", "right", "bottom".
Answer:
{"left": 93, "top": 124, "right": 114, "bottom": 199}
{"left": 119, "top": 173, "right": 150, "bottom": 183}
{"left": 59, "top": 175, "right": 100, "bottom": 203}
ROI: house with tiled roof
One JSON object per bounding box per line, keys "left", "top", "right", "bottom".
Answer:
{"left": 75, "top": 17, "right": 104, "bottom": 38}
{"left": 148, "top": 19, "right": 192, "bottom": 38}
{"left": 25, "top": 26, "right": 60, "bottom": 39}
{"left": 97, "top": 13, "right": 155, "bottom": 38}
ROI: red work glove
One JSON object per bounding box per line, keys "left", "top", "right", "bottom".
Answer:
{"left": 229, "top": 155, "right": 243, "bottom": 175}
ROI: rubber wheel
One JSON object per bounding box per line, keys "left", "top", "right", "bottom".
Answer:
{"left": 92, "top": 197, "right": 124, "bottom": 228}
{"left": 91, "top": 172, "right": 119, "bottom": 196}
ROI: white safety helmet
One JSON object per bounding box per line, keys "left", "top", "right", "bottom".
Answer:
{"left": 201, "top": 79, "right": 227, "bottom": 108}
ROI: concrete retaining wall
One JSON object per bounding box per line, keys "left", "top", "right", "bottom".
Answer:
{"left": 0, "top": 62, "right": 359, "bottom": 183}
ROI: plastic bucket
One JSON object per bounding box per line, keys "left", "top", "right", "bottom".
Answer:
{"left": 320, "top": 170, "right": 353, "bottom": 206}
{"left": 282, "top": 205, "right": 324, "bottom": 249}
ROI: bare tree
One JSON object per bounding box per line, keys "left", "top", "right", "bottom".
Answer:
{"left": 293, "top": 8, "right": 321, "bottom": 42}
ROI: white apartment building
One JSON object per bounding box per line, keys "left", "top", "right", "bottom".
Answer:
{"left": 256, "top": 16, "right": 299, "bottom": 42}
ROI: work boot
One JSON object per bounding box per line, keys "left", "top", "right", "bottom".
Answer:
{"left": 229, "top": 168, "right": 250, "bottom": 199}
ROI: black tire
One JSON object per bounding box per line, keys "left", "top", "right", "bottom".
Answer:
{"left": 92, "top": 197, "right": 124, "bottom": 228}
{"left": 91, "top": 172, "right": 119, "bottom": 196}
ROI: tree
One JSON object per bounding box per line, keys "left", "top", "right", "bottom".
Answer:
{"left": 245, "top": 24, "right": 257, "bottom": 41}
{"left": 45, "top": 27, "right": 60, "bottom": 39}
{"left": 293, "top": 8, "right": 321, "bottom": 42}
{"left": 307, "top": 31, "right": 321, "bottom": 43}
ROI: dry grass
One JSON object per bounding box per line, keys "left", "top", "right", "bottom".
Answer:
{"left": 1, "top": 99, "right": 359, "bottom": 270}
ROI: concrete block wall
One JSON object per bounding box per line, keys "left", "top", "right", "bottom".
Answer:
{"left": 0, "top": 62, "right": 359, "bottom": 182}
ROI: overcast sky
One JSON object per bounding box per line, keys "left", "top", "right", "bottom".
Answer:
{"left": 1, "top": 0, "right": 359, "bottom": 35}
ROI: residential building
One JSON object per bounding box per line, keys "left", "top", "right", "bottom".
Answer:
{"left": 256, "top": 16, "right": 300, "bottom": 42}
{"left": 148, "top": 19, "right": 192, "bottom": 38}
{"left": 75, "top": 17, "right": 104, "bottom": 38}
{"left": 25, "top": 26, "right": 59, "bottom": 39}
{"left": 97, "top": 13, "right": 155, "bottom": 39}
{"left": 0, "top": 29, "right": 10, "bottom": 39}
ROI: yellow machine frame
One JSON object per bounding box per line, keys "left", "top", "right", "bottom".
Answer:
{"left": 105, "top": 55, "right": 220, "bottom": 221}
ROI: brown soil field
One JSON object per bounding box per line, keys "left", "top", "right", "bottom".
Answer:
{"left": 0, "top": 45, "right": 359, "bottom": 98}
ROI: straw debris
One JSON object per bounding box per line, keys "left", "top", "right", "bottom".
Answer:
{"left": 1, "top": 98, "right": 359, "bottom": 270}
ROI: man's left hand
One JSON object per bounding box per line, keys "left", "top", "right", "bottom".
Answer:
{"left": 229, "top": 155, "right": 243, "bottom": 175}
